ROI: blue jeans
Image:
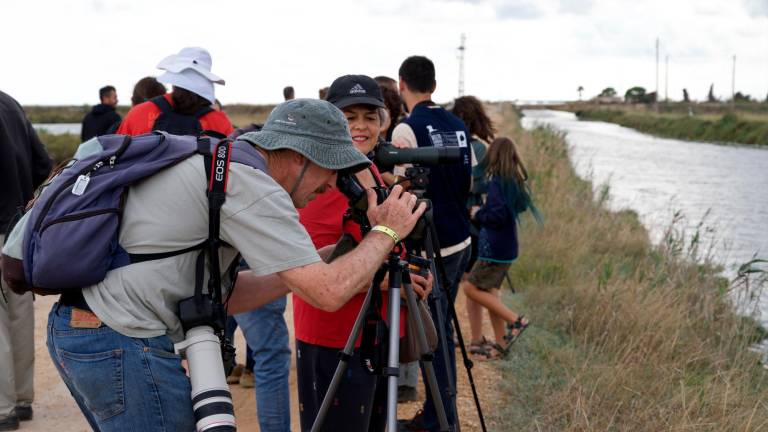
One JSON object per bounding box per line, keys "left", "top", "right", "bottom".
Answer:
{"left": 47, "top": 304, "right": 195, "bottom": 431}
{"left": 420, "top": 246, "right": 471, "bottom": 431}
{"left": 235, "top": 296, "right": 291, "bottom": 432}
{"left": 225, "top": 316, "right": 254, "bottom": 371}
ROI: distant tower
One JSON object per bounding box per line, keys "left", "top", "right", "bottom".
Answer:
{"left": 457, "top": 33, "right": 466, "bottom": 97}
{"left": 665, "top": 55, "right": 669, "bottom": 102}
{"left": 655, "top": 37, "right": 660, "bottom": 97}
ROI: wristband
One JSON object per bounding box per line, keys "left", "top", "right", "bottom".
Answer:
{"left": 371, "top": 225, "right": 400, "bottom": 245}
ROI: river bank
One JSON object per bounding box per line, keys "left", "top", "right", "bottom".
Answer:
{"left": 573, "top": 107, "right": 768, "bottom": 146}
{"left": 490, "top": 103, "right": 767, "bottom": 430}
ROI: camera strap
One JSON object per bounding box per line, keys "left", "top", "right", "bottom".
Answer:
{"left": 192, "top": 137, "right": 234, "bottom": 315}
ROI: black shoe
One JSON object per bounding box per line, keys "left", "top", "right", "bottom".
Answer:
{"left": 397, "top": 409, "right": 429, "bottom": 431}
{"left": 397, "top": 385, "right": 418, "bottom": 403}
{"left": 14, "top": 406, "right": 32, "bottom": 422}
{"left": 0, "top": 415, "right": 19, "bottom": 431}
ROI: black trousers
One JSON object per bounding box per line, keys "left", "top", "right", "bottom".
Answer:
{"left": 296, "top": 340, "right": 387, "bottom": 432}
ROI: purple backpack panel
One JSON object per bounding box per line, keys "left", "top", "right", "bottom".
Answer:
{"left": 22, "top": 132, "right": 266, "bottom": 292}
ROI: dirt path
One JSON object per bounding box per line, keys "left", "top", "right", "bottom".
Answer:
{"left": 23, "top": 291, "right": 501, "bottom": 431}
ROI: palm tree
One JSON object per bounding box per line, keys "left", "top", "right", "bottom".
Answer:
{"left": 577, "top": 86, "right": 584, "bottom": 101}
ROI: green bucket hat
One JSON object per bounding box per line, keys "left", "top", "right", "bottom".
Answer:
{"left": 238, "top": 99, "right": 371, "bottom": 172}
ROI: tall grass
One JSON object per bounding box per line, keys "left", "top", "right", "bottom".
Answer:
{"left": 490, "top": 104, "right": 768, "bottom": 431}
{"left": 37, "top": 130, "right": 80, "bottom": 165}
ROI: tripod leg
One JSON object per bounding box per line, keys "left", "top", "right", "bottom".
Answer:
{"left": 425, "top": 243, "right": 460, "bottom": 431}
{"left": 427, "top": 225, "right": 488, "bottom": 432}
{"left": 311, "top": 270, "right": 384, "bottom": 432}
{"left": 402, "top": 274, "right": 450, "bottom": 432}
{"left": 385, "top": 259, "right": 403, "bottom": 432}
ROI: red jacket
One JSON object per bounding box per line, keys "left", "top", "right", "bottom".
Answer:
{"left": 294, "top": 165, "right": 406, "bottom": 348}
{"left": 117, "top": 94, "right": 233, "bottom": 136}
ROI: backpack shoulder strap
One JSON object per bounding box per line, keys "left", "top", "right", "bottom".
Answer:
{"left": 150, "top": 95, "right": 172, "bottom": 114}
{"left": 194, "top": 105, "right": 214, "bottom": 119}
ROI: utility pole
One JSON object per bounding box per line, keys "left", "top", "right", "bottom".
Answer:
{"left": 665, "top": 55, "right": 669, "bottom": 102}
{"left": 732, "top": 55, "right": 736, "bottom": 108}
{"left": 655, "top": 38, "right": 660, "bottom": 95}
{"left": 655, "top": 37, "right": 660, "bottom": 111}
{"left": 457, "top": 33, "right": 466, "bottom": 97}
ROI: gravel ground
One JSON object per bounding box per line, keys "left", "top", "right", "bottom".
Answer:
{"left": 23, "top": 290, "right": 501, "bottom": 431}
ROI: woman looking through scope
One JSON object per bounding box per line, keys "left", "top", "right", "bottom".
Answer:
{"left": 293, "top": 74, "right": 433, "bottom": 431}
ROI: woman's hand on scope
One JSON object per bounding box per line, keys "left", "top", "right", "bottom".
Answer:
{"left": 410, "top": 271, "right": 433, "bottom": 300}
{"left": 366, "top": 184, "right": 426, "bottom": 240}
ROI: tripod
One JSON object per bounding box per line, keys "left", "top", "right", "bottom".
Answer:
{"left": 311, "top": 250, "right": 450, "bottom": 432}
{"left": 403, "top": 217, "right": 488, "bottom": 432}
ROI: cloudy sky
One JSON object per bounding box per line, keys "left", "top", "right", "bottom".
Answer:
{"left": 1, "top": 0, "right": 766, "bottom": 105}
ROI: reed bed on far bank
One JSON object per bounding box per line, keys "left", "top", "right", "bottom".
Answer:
{"left": 576, "top": 109, "right": 768, "bottom": 146}
{"left": 488, "top": 104, "right": 768, "bottom": 431}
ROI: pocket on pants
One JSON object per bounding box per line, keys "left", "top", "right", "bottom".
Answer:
{"left": 57, "top": 348, "right": 125, "bottom": 421}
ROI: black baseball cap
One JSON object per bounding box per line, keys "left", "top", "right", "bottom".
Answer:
{"left": 326, "top": 74, "right": 386, "bottom": 110}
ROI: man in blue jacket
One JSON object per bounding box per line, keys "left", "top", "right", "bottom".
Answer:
{"left": 80, "top": 85, "right": 121, "bottom": 141}
{"left": 392, "top": 56, "right": 473, "bottom": 432}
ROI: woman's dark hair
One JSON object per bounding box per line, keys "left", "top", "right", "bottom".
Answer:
{"left": 451, "top": 96, "right": 495, "bottom": 143}
{"left": 131, "top": 77, "right": 167, "bottom": 106}
{"left": 171, "top": 87, "right": 211, "bottom": 115}
{"left": 379, "top": 85, "right": 403, "bottom": 134}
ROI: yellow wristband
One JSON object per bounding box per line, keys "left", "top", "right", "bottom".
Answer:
{"left": 371, "top": 225, "right": 400, "bottom": 244}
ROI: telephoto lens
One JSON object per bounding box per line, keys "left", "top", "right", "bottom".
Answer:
{"left": 175, "top": 326, "right": 237, "bottom": 432}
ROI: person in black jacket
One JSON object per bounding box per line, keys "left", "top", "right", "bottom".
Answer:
{"left": 0, "top": 89, "right": 52, "bottom": 430}
{"left": 80, "top": 85, "right": 121, "bottom": 141}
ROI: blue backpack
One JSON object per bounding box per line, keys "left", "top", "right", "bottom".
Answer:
{"left": 15, "top": 131, "right": 266, "bottom": 295}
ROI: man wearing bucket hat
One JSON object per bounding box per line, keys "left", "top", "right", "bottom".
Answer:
{"left": 45, "top": 97, "right": 426, "bottom": 430}
{"left": 117, "top": 47, "right": 233, "bottom": 137}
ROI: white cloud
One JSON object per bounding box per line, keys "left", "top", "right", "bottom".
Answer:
{"left": 494, "top": 0, "right": 544, "bottom": 19}
{"left": 559, "top": 0, "right": 593, "bottom": 14}
{"left": 743, "top": 0, "right": 768, "bottom": 17}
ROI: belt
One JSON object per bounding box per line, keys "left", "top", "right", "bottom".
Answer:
{"left": 59, "top": 290, "right": 91, "bottom": 311}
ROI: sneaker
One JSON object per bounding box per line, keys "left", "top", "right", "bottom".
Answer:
{"left": 239, "top": 369, "right": 254, "bottom": 388}
{"left": 14, "top": 406, "right": 32, "bottom": 421}
{"left": 0, "top": 414, "right": 19, "bottom": 432}
{"left": 226, "top": 363, "right": 244, "bottom": 384}
{"left": 397, "top": 385, "right": 418, "bottom": 403}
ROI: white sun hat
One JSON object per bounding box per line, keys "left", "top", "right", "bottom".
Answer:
{"left": 156, "top": 47, "right": 224, "bottom": 103}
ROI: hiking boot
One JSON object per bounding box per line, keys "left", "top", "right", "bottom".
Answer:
{"left": 239, "top": 369, "right": 254, "bottom": 388}
{"left": 397, "top": 385, "right": 418, "bottom": 403}
{"left": 226, "top": 363, "right": 244, "bottom": 384}
{"left": 14, "top": 406, "right": 32, "bottom": 421}
{"left": 0, "top": 414, "right": 19, "bottom": 431}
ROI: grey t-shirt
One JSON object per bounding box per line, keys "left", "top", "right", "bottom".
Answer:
{"left": 82, "top": 155, "right": 320, "bottom": 342}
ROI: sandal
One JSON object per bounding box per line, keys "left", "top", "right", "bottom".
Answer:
{"left": 486, "top": 341, "right": 511, "bottom": 360}
{"left": 504, "top": 315, "right": 530, "bottom": 346}
{"left": 469, "top": 336, "right": 493, "bottom": 357}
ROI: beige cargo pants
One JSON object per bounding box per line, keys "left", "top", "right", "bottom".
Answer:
{"left": 0, "top": 234, "right": 34, "bottom": 418}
